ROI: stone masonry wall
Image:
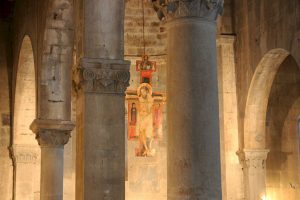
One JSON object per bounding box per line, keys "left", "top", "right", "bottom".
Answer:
{"left": 234, "top": 0, "right": 300, "bottom": 148}
{"left": 124, "top": 1, "right": 167, "bottom": 200}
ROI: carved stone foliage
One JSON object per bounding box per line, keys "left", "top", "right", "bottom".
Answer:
{"left": 79, "top": 58, "right": 130, "bottom": 94}
{"left": 152, "top": 0, "right": 224, "bottom": 22}
{"left": 36, "top": 130, "right": 71, "bottom": 148}
{"left": 237, "top": 149, "right": 269, "bottom": 170}
{"left": 12, "top": 145, "right": 39, "bottom": 164}
{"left": 30, "top": 119, "right": 74, "bottom": 148}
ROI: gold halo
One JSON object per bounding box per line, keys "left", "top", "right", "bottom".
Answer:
{"left": 137, "top": 83, "right": 152, "bottom": 97}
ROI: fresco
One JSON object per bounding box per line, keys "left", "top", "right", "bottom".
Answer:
{"left": 136, "top": 55, "right": 156, "bottom": 84}
{"left": 126, "top": 83, "right": 165, "bottom": 157}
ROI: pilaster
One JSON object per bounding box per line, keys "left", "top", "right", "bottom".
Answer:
{"left": 12, "top": 145, "right": 40, "bottom": 200}
{"left": 238, "top": 149, "right": 269, "bottom": 200}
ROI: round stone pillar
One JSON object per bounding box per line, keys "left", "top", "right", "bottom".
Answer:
{"left": 154, "top": 0, "right": 223, "bottom": 199}
{"left": 30, "top": 119, "right": 74, "bottom": 200}
{"left": 30, "top": 1, "right": 74, "bottom": 199}
{"left": 75, "top": 0, "right": 129, "bottom": 200}
{"left": 238, "top": 149, "right": 269, "bottom": 200}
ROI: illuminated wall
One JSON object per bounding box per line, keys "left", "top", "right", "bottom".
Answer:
{"left": 124, "top": 1, "right": 167, "bottom": 199}
{"left": 13, "top": 35, "right": 40, "bottom": 200}
{"left": 266, "top": 56, "right": 300, "bottom": 200}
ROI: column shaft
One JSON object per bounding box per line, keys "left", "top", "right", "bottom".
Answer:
{"left": 32, "top": 1, "right": 74, "bottom": 199}
{"left": 153, "top": 1, "right": 224, "bottom": 199}
{"left": 40, "top": 147, "right": 64, "bottom": 200}
{"left": 167, "top": 19, "right": 221, "bottom": 200}
{"left": 76, "top": 0, "right": 129, "bottom": 200}
{"left": 84, "top": 0, "right": 124, "bottom": 59}
{"left": 30, "top": 120, "right": 74, "bottom": 200}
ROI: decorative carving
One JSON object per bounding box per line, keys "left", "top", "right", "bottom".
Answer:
{"left": 30, "top": 119, "right": 74, "bottom": 148}
{"left": 152, "top": 0, "right": 224, "bottom": 22}
{"left": 12, "top": 145, "right": 39, "bottom": 164}
{"left": 237, "top": 149, "right": 269, "bottom": 170}
{"left": 79, "top": 58, "right": 130, "bottom": 94}
{"left": 36, "top": 130, "right": 71, "bottom": 147}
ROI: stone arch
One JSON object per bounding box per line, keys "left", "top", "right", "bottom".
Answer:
{"left": 241, "top": 49, "right": 300, "bottom": 200}
{"left": 264, "top": 55, "right": 300, "bottom": 199}
{"left": 244, "top": 48, "right": 290, "bottom": 149}
{"left": 12, "top": 35, "right": 40, "bottom": 200}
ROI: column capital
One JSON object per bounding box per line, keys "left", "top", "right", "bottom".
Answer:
{"left": 30, "top": 119, "right": 74, "bottom": 148}
{"left": 152, "top": 0, "right": 223, "bottom": 22}
{"left": 78, "top": 58, "right": 130, "bottom": 95}
{"left": 237, "top": 149, "right": 269, "bottom": 170}
{"left": 216, "top": 34, "right": 236, "bottom": 45}
{"left": 11, "top": 145, "right": 39, "bottom": 164}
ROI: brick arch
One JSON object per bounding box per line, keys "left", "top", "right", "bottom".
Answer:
{"left": 243, "top": 48, "right": 291, "bottom": 149}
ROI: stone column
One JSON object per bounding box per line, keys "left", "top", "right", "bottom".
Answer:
{"left": 76, "top": 0, "right": 129, "bottom": 200}
{"left": 238, "top": 149, "right": 269, "bottom": 200}
{"left": 30, "top": 120, "right": 74, "bottom": 200}
{"left": 153, "top": 0, "right": 223, "bottom": 199}
{"left": 12, "top": 145, "right": 39, "bottom": 200}
{"left": 30, "top": 0, "right": 74, "bottom": 199}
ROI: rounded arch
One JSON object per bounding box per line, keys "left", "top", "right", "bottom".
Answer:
{"left": 13, "top": 35, "right": 37, "bottom": 145}
{"left": 244, "top": 48, "right": 291, "bottom": 149}
{"left": 12, "top": 35, "right": 40, "bottom": 200}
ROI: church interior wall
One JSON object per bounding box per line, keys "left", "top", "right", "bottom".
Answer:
{"left": 124, "top": 1, "right": 167, "bottom": 199}
{"left": 265, "top": 56, "right": 300, "bottom": 199}
{"left": 0, "top": 19, "right": 13, "bottom": 200}
{"left": 234, "top": 0, "right": 300, "bottom": 149}
{"left": 0, "top": 0, "right": 299, "bottom": 200}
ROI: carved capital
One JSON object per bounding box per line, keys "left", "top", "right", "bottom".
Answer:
{"left": 79, "top": 58, "right": 130, "bottom": 94}
{"left": 12, "top": 145, "right": 39, "bottom": 164}
{"left": 30, "top": 119, "right": 74, "bottom": 148}
{"left": 237, "top": 149, "right": 269, "bottom": 170}
{"left": 152, "top": 0, "right": 223, "bottom": 22}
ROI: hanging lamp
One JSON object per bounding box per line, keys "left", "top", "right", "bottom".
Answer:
{"left": 136, "top": 0, "right": 157, "bottom": 85}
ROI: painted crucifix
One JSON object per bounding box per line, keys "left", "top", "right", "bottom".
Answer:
{"left": 126, "top": 83, "right": 166, "bottom": 157}
{"left": 136, "top": 55, "right": 156, "bottom": 84}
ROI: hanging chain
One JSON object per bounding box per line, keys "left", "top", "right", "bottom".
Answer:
{"left": 142, "top": 0, "right": 146, "bottom": 56}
